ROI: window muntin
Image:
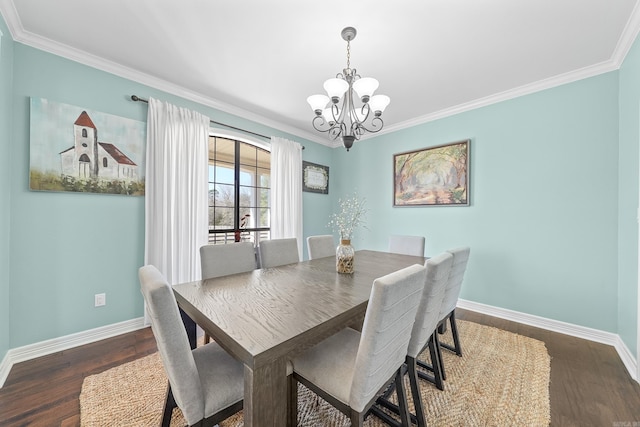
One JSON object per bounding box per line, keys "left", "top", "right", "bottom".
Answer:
{"left": 208, "top": 136, "right": 270, "bottom": 244}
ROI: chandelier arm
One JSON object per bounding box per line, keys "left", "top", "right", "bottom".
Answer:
{"left": 331, "top": 103, "right": 341, "bottom": 123}
{"left": 328, "top": 122, "right": 346, "bottom": 141}
{"left": 371, "top": 116, "right": 384, "bottom": 131}
{"left": 351, "top": 121, "right": 365, "bottom": 138}
{"left": 311, "top": 115, "right": 331, "bottom": 133}
{"left": 355, "top": 116, "right": 385, "bottom": 134}
{"left": 358, "top": 103, "right": 371, "bottom": 123}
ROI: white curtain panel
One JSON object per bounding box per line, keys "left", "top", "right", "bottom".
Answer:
{"left": 144, "top": 97, "right": 210, "bottom": 287}
{"left": 270, "top": 136, "right": 303, "bottom": 258}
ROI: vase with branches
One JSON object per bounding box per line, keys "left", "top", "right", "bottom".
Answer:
{"left": 328, "top": 193, "right": 368, "bottom": 273}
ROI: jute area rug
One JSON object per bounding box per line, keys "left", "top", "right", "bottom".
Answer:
{"left": 80, "top": 320, "right": 550, "bottom": 426}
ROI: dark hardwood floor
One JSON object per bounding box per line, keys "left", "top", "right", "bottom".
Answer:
{"left": 0, "top": 327, "right": 158, "bottom": 427}
{"left": 0, "top": 309, "right": 639, "bottom": 426}
{"left": 457, "top": 309, "right": 640, "bottom": 427}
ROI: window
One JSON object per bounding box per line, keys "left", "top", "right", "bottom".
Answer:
{"left": 208, "top": 136, "right": 270, "bottom": 245}
{"left": 103, "top": 157, "right": 108, "bottom": 167}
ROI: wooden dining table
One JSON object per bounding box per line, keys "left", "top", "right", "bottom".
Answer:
{"left": 172, "top": 249, "right": 425, "bottom": 427}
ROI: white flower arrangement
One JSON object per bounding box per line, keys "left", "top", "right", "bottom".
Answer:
{"left": 328, "top": 192, "right": 368, "bottom": 240}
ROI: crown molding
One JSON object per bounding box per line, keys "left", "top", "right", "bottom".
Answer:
{"left": 612, "top": 0, "right": 640, "bottom": 65}
{"left": 364, "top": 2, "right": 640, "bottom": 140}
{"left": 375, "top": 59, "right": 618, "bottom": 138}
{"left": 0, "top": 0, "right": 330, "bottom": 147}
{"left": 2, "top": 0, "right": 640, "bottom": 149}
{"left": 0, "top": 0, "right": 20, "bottom": 37}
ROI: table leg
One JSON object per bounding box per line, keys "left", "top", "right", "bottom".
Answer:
{"left": 243, "top": 358, "right": 288, "bottom": 427}
{"left": 179, "top": 308, "right": 197, "bottom": 350}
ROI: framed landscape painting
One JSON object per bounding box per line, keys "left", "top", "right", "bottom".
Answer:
{"left": 393, "top": 139, "right": 470, "bottom": 207}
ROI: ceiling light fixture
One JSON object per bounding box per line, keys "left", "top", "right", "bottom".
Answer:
{"left": 307, "top": 27, "right": 390, "bottom": 151}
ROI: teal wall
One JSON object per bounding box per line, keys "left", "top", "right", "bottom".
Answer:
{"left": 0, "top": 15, "right": 13, "bottom": 361}
{"left": 7, "top": 43, "right": 329, "bottom": 348}
{"left": 619, "top": 35, "right": 640, "bottom": 359}
{"left": 332, "top": 73, "right": 621, "bottom": 335}
{"left": 302, "top": 144, "right": 335, "bottom": 258}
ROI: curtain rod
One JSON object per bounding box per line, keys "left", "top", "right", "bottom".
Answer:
{"left": 130, "top": 95, "right": 274, "bottom": 141}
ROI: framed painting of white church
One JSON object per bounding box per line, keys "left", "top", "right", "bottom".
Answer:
{"left": 29, "top": 97, "right": 146, "bottom": 195}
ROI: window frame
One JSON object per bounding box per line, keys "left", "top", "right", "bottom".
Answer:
{"left": 208, "top": 130, "right": 270, "bottom": 245}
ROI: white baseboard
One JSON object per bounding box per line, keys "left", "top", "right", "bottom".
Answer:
{"left": 458, "top": 299, "right": 638, "bottom": 382}
{"left": 0, "top": 317, "right": 147, "bottom": 388}
{"left": 1, "top": 303, "right": 638, "bottom": 388}
{"left": 0, "top": 351, "right": 11, "bottom": 390}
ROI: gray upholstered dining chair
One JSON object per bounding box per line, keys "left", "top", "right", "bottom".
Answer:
{"left": 288, "top": 263, "right": 427, "bottom": 427}
{"left": 200, "top": 242, "right": 257, "bottom": 343}
{"left": 138, "top": 265, "right": 244, "bottom": 427}
{"left": 258, "top": 237, "right": 300, "bottom": 268}
{"left": 388, "top": 235, "right": 426, "bottom": 257}
{"left": 436, "top": 246, "right": 471, "bottom": 379}
{"left": 376, "top": 252, "right": 453, "bottom": 427}
{"left": 200, "top": 242, "right": 257, "bottom": 280}
{"left": 306, "top": 234, "right": 335, "bottom": 260}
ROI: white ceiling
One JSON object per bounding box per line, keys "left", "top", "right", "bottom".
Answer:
{"left": 2, "top": 0, "right": 640, "bottom": 146}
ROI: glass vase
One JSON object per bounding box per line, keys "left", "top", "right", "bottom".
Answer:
{"left": 336, "top": 239, "right": 355, "bottom": 274}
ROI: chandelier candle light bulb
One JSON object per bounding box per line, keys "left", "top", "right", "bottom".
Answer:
{"left": 307, "top": 27, "right": 390, "bottom": 151}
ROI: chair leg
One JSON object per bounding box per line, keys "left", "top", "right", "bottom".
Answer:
{"left": 370, "top": 404, "right": 403, "bottom": 427}
{"left": 374, "top": 363, "right": 419, "bottom": 425}
{"left": 431, "top": 334, "right": 445, "bottom": 389}
{"left": 406, "top": 357, "right": 427, "bottom": 427}
{"left": 394, "top": 367, "right": 411, "bottom": 427}
{"left": 438, "top": 318, "right": 447, "bottom": 334}
{"left": 433, "top": 331, "right": 446, "bottom": 381}
{"left": 179, "top": 308, "right": 197, "bottom": 350}
{"left": 449, "top": 311, "right": 462, "bottom": 356}
{"left": 161, "top": 382, "right": 176, "bottom": 427}
{"left": 350, "top": 409, "right": 365, "bottom": 427}
{"left": 416, "top": 334, "right": 445, "bottom": 389}
{"left": 439, "top": 311, "right": 463, "bottom": 357}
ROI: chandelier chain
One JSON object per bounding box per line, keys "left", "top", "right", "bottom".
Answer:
{"left": 346, "top": 40, "right": 351, "bottom": 70}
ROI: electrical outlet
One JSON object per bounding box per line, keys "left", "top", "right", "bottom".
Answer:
{"left": 95, "top": 293, "right": 106, "bottom": 307}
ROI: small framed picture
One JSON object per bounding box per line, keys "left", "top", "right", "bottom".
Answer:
{"left": 302, "top": 161, "right": 329, "bottom": 194}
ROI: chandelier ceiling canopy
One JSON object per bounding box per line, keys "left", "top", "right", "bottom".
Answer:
{"left": 307, "top": 27, "right": 390, "bottom": 151}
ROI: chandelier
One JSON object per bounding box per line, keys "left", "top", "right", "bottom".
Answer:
{"left": 307, "top": 27, "right": 390, "bottom": 151}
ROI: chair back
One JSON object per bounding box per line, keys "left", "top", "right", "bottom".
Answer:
{"left": 388, "top": 235, "right": 426, "bottom": 257}
{"left": 406, "top": 252, "right": 454, "bottom": 358}
{"left": 138, "top": 265, "right": 204, "bottom": 424}
{"left": 439, "top": 247, "right": 471, "bottom": 319}
{"left": 258, "top": 238, "right": 299, "bottom": 268}
{"left": 349, "top": 263, "right": 426, "bottom": 412}
{"left": 307, "top": 235, "right": 335, "bottom": 260}
{"left": 200, "top": 242, "right": 257, "bottom": 279}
